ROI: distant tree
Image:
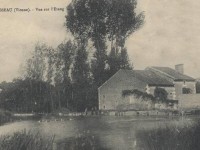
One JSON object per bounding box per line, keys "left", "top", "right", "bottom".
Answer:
{"left": 53, "top": 49, "right": 63, "bottom": 110}
{"left": 72, "top": 42, "right": 91, "bottom": 111}
{"left": 154, "top": 87, "right": 168, "bottom": 101}
{"left": 44, "top": 46, "right": 55, "bottom": 84}
{"left": 107, "top": 47, "right": 120, "bottom": 77}
{"left": 43, "top": 46, "right": 56, "bottom": 112}
{"left": 91, "top": 40, "right": 107, "bottom": 87}
{"left": 120, "top": 48, "right": 132, "bottom": 69}
{"left": 0, "top": 79, "right": 53, "bottom": 113}
{"left": 106, "top": 0, "right": 144, "bottom": 50}
{"left": 25, "top": 43, "right": 46, "bottom": 81}
{"left": 57, "top": 41, "right": 75, "bottom": 108}
{"left": 52, "top": 40, "right": 76, "bottom": 110}
{"left": 22, "top": 43, "right": 49, "bottom": 112}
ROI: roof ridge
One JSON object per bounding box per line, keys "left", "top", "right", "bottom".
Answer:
{"left": 147, "top": 67, "right": 175, "bottom": 79}
{"left": 147, "top": 66, "right": 195, "bottom": 81}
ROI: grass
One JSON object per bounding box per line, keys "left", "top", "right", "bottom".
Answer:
{"left": 56, "top": 130, "right": 108, "bottom": 150}
{"left": 0, "top": 130, "right": 55, "bottom": 150}
{"left": 137, "top": 120, "right": 200, "bottom": 150}
{"left": 0, "top": 129, "right": 106, "bottom": 150}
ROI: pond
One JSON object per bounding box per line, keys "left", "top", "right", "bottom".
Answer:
{"left": 0, "top": 116, "right": 195, "bottom": 150}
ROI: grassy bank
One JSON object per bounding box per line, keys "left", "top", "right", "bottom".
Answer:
{"left": 137, "top": 120, "right": 200, "bottom": 150}
{"left": 57, "top": 135, "right": 100, "bottom": 150}
{"left": 56, "top": 130, "right": 107, "bottom": 150}
{"left": 0, "top": 130, "right": 55, "bottom": 150}
{"left": 0, "top": 129, "right": 105, "bottom": 150}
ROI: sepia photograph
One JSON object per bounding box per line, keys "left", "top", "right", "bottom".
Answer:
{"left": 0, "top": 0, "right": 200, "bottom": 149}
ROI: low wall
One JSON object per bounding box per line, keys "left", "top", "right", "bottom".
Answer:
{"left": 178, "top": 94, "right": 200, "bottom": 109}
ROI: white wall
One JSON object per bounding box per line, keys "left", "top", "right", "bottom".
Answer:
{"left": 174, "top": 81, "right": 196, "bottom": 99}
{"left": 178, "top": 94, "right": 200, "bottom": 109}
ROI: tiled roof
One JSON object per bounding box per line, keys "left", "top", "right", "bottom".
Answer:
{"left": 122, "top": 69, "right": 174, "bottom": 86}
{"left": 149, "top": 67, "right": 195, "bottom": 81}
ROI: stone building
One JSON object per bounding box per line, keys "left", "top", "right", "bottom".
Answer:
{"left": 146, "top": 64, "right": 196, "bottom": 99}
{"left": 98, "top": 65, "right": 196, "bottom": 110}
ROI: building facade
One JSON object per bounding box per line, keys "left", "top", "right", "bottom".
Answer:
{"left": 98, "top": 65, "right": 196, "bottom": 110}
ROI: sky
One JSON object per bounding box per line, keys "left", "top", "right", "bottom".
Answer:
{"left": 0, "top": 0, "right": 200, "bottom": 82}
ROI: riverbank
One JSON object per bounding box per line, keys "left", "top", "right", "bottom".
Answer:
{"left": 0, "top": 108, "right": 199, "bottom": 128}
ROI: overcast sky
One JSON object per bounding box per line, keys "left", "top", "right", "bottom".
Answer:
{"left": 0, "top": 0, "right": 200, "bottom": 82}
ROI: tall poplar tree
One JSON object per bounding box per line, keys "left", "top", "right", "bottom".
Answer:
{"left": 72, "top": 41, "right": 91, "bottom": 111}
{"left": 66, "top": 0, "right": 144, "bottom": 108}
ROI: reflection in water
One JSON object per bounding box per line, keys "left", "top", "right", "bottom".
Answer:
{"left": 0, "top": 116, "right": 194, "bottom": 150}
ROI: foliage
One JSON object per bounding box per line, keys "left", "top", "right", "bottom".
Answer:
{"left": 72, "top": 44, "right": 91, "bottom": 111}
{"left": 24, "top": 43, "right": 46, "bottom": 81}
{"left": 0, "top": 130, "right": 54, "bottom": 150}
{"left": 120, "top": 48, "right": 132, "bottom": 69}
{"left": 154, "top": 87, "right": 168, "bottom": 101}
{"left": 182, "top": 87, "right": 192, "bottom": 94}
{"left": 66, "top": 0, "right": 144, "bottom": 85}
{"left": 66, "top": 0, "right": 144, "bottom": 46}
{"left": 72, "top": 48, "right": 90, "bottom": 87}
{"left": 0, "top": 0, "right": 145, "bottom": 112}
{"left": 122, "top": 89, "right": 154, "bottom": 101}
{"left": 54, "top": 41, "right": 76, "bottom": 109}
{"left": 0, "top": 79, "right": 54, "bottom": 113}
{"left": 107, "top": 47, "right": 120, "bottom": 77}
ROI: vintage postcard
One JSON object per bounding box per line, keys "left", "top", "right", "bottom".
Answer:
{"left": 0, "top": 0, "right": 200, "bottom": 150}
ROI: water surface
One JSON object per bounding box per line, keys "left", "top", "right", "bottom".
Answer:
{"left": 0, "top": 116, "right": 194, "bottom": 150}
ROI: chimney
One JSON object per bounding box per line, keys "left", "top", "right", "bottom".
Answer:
{"left": 175, "top": 64, "right": 184, "bottom": 74}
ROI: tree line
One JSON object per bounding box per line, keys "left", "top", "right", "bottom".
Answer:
{"left": 0, "top": 0, "right": 144, "bottom": 113}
